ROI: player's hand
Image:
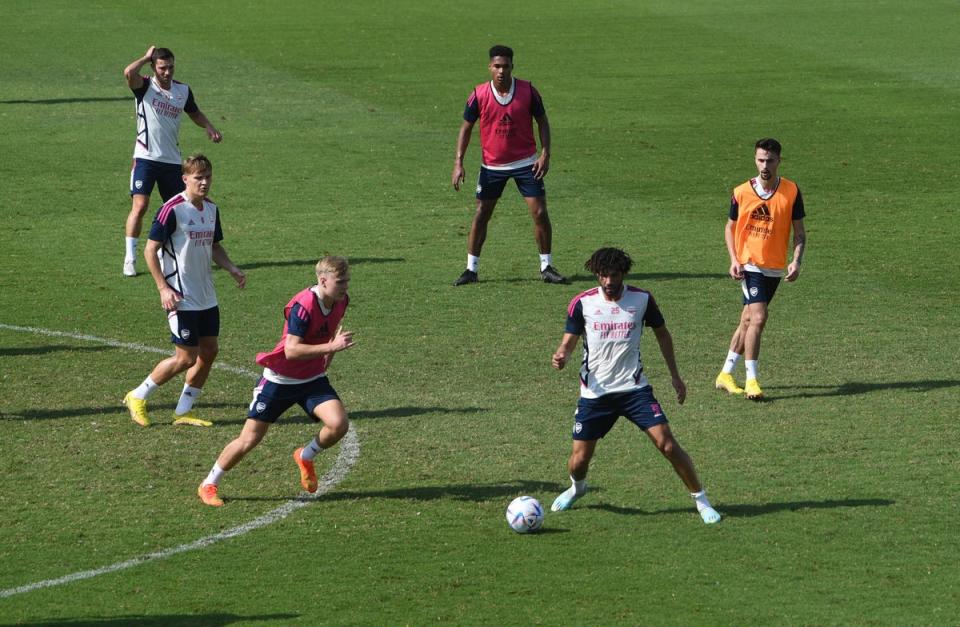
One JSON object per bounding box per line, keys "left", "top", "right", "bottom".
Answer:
{"left": 672, "top": 376, "right": 687, "bottom": 405}
{"left": 330, "top": 327, "right": 355, "bottom": 352}
{"left": 785, "top": 261, "right": 801, "bottom": 282}
{"left": 144, "top": 46, "right": 156, "bottom": 61}
{"left": 159, "top": 286, "right": 182, "bottom": 311}
{"left": 532, "top": 153, "right": 549, "bottom": 180}
{"left": 452, "top": 164, "right": 465, "bottom": 191}
{"left": 552, "top": 349, "right": 568, "bottom": 370}
{"left": 231, "top": 269, "right": 246, "bottom": 289}
{"left": 207, "top": 126, "right": 223, "bottom": 143}
{"left": 729, "top": 262, "right": 744, "bottom": 280}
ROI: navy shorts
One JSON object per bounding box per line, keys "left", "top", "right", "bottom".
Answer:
{"left": 741, "top": 271, "right": 782, "bottom": 305}
{"left": 248, "top": 376, "right": 341, "bottom": 423}
{"left": 167, "top": 306, "right": 220, "bottom": 346}
{"left": 571, "top": 387, "right": 668, "bottom": 440}
{"left": 130, "top": 158, "right": 184, "bottom": 201}
{"left": 476, "top": 164, "right": 545, "bottom": 199}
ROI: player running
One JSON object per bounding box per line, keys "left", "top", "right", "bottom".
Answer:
{"left": 198, "top": 257, "right": 355, "bottom": 506}
{"left": 122, "top": 154, "right": 245, "bottom": 427}
{"left": 550, "top": 248, "right": 720, "bottom": 524}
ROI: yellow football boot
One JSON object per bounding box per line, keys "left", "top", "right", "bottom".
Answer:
{"left": 173, "top": 412, "right": 213, "bottom": 427}
{"left": 123, "top": 392, "right": 151, "bottom": 427}
{"left": 715, "top": 372, "right": 744, "bottom": 395}
{"left": 744, "top": 378, "right": 764, "bottom": 401}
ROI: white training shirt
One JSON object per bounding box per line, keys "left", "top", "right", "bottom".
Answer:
{"left": 147, "top": 193, "right": 223, "bottom": 311}
{"left": 565, "top": 286, "right": 665, "bottom": 399}
{"left": 131, "top": 76, "right": 198, "bottom": 164}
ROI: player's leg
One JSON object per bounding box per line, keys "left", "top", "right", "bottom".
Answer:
{"left": 198, "top": 418, "right": 272, "bottom": 506}
{"left": 455, "top": 167, "right": 506, "bottom": 285}
{"left": 553, "top": 398, "right": 613, "bottom": 511}
{"left": 175, "top": 308, "right": 221, "bottom": 426}
{"left": 645, "top": 423, "right": 720, "bottom": 524}
{"left": 716, "top": 306, "right": 749, "bottom": 394}
{"left": 742, "top": 301, "right": 769, "bottom": 400}
{"left": 517, "top": 169, "right": 566, "bottom": 283}
{"left": 123, "top": 343, "right": 198, "bottom": 427}
{"left": 124, "top": 159, "right": 159, "bottom": 276}
{"left": 551, "top": 439, "right": 596, "bottom": 512}
{"left": 293, "top": 381, "right": 348, "bottom": 493}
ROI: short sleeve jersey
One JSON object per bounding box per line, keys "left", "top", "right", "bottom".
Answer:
{"left": 463, "top": 78, "right": 545, "bottom": 169}
{"left": 148, "top": 193, "right": 223, "bottom": 310}
{"left": 132, "top": 77, "right": 198, "bottom": 164}
{"left": 565, "top": 286, "right": 665, "bottom": 399}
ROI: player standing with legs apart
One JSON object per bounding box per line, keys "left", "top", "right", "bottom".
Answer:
{"left": 714, "top": 138, "right": 806, "bottom": 400}
{"left": 198, "top": 257, "right": 355, "bottom": 506}
{"left": 550, "top": 248, "right": 720, "bottom": 524}
{"left": 451, "top": 45, "right": 567, "bottom": 286}
{"left": 123, "top": 154, "right": 246, "bottom": 427}
{"left": 122, "top": 45, "right": 222, "bottom": 277}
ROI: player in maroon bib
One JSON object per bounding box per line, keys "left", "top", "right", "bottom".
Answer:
{"left": 451, "top": 45, "right": 567, "bottom": 286}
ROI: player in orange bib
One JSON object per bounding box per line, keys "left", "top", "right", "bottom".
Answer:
{"left": 715, "top": 138, "right": 806, "bottom": 400}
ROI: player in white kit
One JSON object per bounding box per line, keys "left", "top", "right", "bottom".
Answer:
{"left": 123, "top": 154, "right": 245, "bottom": 427}
{"left": 122, "top": 46, "right": 222, "bottom": 277}
{"left": 550, "top": 248, "right": 721, "bottom": 524}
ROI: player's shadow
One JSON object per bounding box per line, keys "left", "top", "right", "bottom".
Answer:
{"left": 0, "top": 96, "right": 130, "bottom": 105}
{"left": 586, "top": 497, "right": 895, "bottom": 518}
{"left": 214, "top": 405, "right": 487, "bottom": 426}
{"left": 0, "top": 344, "right": 114, "bottom": 357}
{"left": 11, "top": 613, "right": 298, "bottom": 626}
{"left": 237, "top": 257, "right": 404, "bottom": 271}
{"left": 0, "top": 401, "right": 246, "bottom": 422}
{"left": 497, "top": 271, "right": 727, "bottom": 285}
{"left": 230, "top": 480, "right": 564, "bottom": 504}
{"left": 764, "top": 379, "right": 960, "bottom": 400}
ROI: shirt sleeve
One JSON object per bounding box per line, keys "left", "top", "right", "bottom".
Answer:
{"left": 131, "top": 77, "right": 149, "bottom": 100}
{"left": 530, "top": 84, "right": 546, "bottom": 117}
{"left": 184, "top": 87, "right": 198, "bottom": 114}
{"left": 792, "top": 188, "right": 806, "bottom": 220}
{"left": 147, "top": 207, "right": 176, "bottom": 242}
{"left": 463, "top": 90, "right": 480, "bottom": 123}
{"left": 729, "top": 194, "right": 739, "bottom": 221}
{"left": 564, "top": 298, "right": 585, "bottom": 336}
{"left": 213, "top": 209, "right": 223, "bottom": 243}
{"left": 643, "top": 294, "right": 665, "bottom": 328}
{"left": 286, "top": 303, "right": 311, "bottom": 338}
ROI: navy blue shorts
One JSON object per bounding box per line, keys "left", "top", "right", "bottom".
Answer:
{"left": 572, "top": 387, "right": 668, "bottom": 440}
{"left": 167, "top": 306, "right": 220, "bottom": 346}
{"left": 247, "top": 376, "right": 341, "bottom": 423}
{"left": 741, "top": 271, "right": 782, "bottom": 305}
{"left": 130, "top": 158, "right": 184, "bottom": 201}
{"left": 476, "top": 164, "right": 545, "bottom": 199}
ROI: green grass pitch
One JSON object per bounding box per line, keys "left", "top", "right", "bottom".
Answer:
{"left": 1, "top": 0, "right": 958, "bottom": 624}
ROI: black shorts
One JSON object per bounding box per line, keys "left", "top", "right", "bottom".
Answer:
{"left": 167, "top": 306, "right": 220, "bottom": 346}
{"left": 571, "top": 387, "right": 668, "bottom": 440}
{"left": 741, "top": 271, "right": 781, "bottom": 305}
{"left": 476, "top": 164, "right": 545, "bottom": 199}
{"left": 247, "top": 376, "right": 341, "bottom": 423}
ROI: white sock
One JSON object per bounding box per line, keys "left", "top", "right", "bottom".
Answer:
{"left": 175, "top": 384, "right": 202, "bottom": 415}
{"left": 467, "top": 254, "right": 480, "bottom": 273}
{"left": 300, "top": 437, "right": 325, "bottom": 461}
{"left": 571, "top": 475, "right": 587, "bottom": 495}
{"left": 125, "top": 237, "right": 138, "bottom": 262}
{"left": 691, "top": 490, "right": 712, "bottom": 512}
{"left": 722, "top": 350, "right": 741, "bottom": 374}
{"left": 745, "top": 360, "right": 758, "bottom": 380}
{"left": 539, "top": 254, "right": 552, "bottom": 271}
{"left": 203, "top": 463, "right": 225, "bottom": 487}
{"left": 132, "top": 376, "right": 159, "bottom": 400}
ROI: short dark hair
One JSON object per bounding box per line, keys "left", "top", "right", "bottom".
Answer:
{"left": 755, "top": 137, "right": 782, "bottom": 156}
{"left": 489, "top": 45, "right": 514, "bottom": 60}
{"left": 585, "top": 247, "right": 633, "bottom": 276}
{"left": 151, "top": 47, "right": 175, "bottom": 65}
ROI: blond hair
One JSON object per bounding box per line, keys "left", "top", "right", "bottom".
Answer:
{"left": 182, "top": 153, "right": 213, "bottom": 176}
{"left": 315, "top": 256, "right": 349, "bottom": 278}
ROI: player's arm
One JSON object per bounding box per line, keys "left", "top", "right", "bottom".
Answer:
{"left": 143, "top": 238, "right": 181, "bottom": 311}
{"left": 552, "top": 333, "right": 579, "bottom": 370}
{"left": 652, "top": 324, "right": 686, "bottom": 405}
{"left": 785, "top": 218, "right": 806, "bottom": 282}
{"left": 284, "top": 327, "right": 354, "bottom": 361}
{"left": 186, "top": 109, "right": 222, "bottom": 143}
{"left": 211, "top": 242, "right": 246, "bottom": 288}
{"left": 123, "top": 46, "right": 154, "bottom": 90}
{"left": 532, "top": 112, "right": 551, "bottom": 180}
{"left": 724, "top": 218, "right": 742, "bottom": 280}
{"left": 452, "top": 119, "right": 475, "bottom": 191}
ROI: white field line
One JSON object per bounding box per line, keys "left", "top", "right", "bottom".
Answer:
{"left": 0, "top": 323, "right": 360, "bottom": 598}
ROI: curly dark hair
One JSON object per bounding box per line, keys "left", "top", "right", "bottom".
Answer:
{"left": 584, "top": 247, "right": 633, "bottom": 276}
{"left": 489, "top": 45, "right": 514, "bottom": 60}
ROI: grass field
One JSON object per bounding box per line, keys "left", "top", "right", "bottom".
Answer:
{"left": 2, "top": 0, "right": 959, "bottom": 624}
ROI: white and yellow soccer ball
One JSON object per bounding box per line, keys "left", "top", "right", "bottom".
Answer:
{"left": 505, "top": 496, "right": 544, "bottom": 533}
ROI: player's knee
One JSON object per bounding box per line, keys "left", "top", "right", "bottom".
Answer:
{"left": 174, "top": 353, "right": 198, "bottom": 371}
{"left": 238, "top": 433, "right": 263, "bottom": 452}
{"left": 656, "top": 437, "right": 678, "bottom": 457}
{"left": 328, "top": 416, "right": 349, "bottom": 440}
{"left": 199, "top": 345, "right": 219, "bottom": 363}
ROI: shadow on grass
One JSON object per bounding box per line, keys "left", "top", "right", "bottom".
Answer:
{"left": 492, "top": 271, "right": 727, "bottom": 285}
{"left": 764, "top": 379, "right": 960, "bottom": 400}
{"left": 0, "top": 96, "right": 129, "bottom": 106}
{"left": 227, "top": 480, "right": 565, "bottom": 505}
{"left": 237, "top": 257, "right": 404, "bottom": 271}
{"left": 14, "top": 613, "right": 298, "bottom": 626}
{"left": 586, "top": 497, "right": 895, "bottom": 518}
{"left": 0, "top": 345, "right": 115, "bottom": 357}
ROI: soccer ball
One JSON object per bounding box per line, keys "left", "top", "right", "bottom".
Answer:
{"left": 505, "top": 496, "right": 544, "bottom": 533}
